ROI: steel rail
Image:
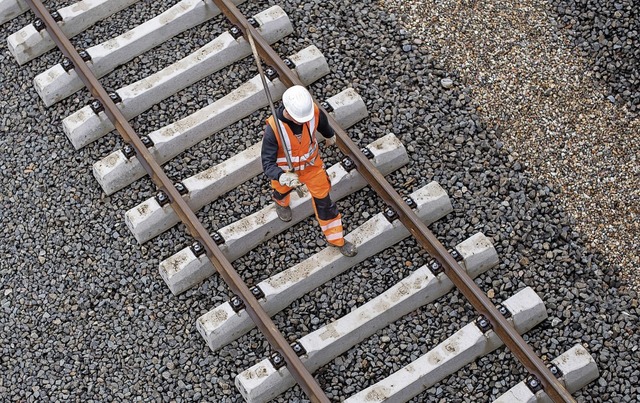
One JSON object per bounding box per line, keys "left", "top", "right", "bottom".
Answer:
{"left": 213, "top": 0, "right": 576, "bottom": 401}
{"left": 23, "top": 1, "right": 330, "bottom": 402}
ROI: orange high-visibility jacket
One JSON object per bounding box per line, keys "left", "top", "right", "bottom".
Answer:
{"left": 266, "top": 105, "right": 322, "bottom": 173}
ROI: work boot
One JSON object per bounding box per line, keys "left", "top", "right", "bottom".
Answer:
{"left": 339, "top": 241, "right": 357, "bottom": 257}
{"left": 275, "top": 204, "right": 292, "bottom": 222}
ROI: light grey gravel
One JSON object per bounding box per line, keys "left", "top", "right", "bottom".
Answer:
{"left": 383, "top": 0, "right": 639, "bottom": 288}
{"left": 0, "top": 0, "right": 638, "bottom": 402}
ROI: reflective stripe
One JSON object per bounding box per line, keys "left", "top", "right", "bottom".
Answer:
{"left": 280, "top": 164, "right": 307, "bottom": 171}
{"left": 269, "top": 106, "right": 321, "bottom": 172}
{"left": 276, "top": 154, "right": 315, "bottom": 165}
{"left": 278, "top": 139, "right": 318, "bottom": 169}
{"left": 320, "top": 219, "right": 343, "bottom": 231}
{"left": 277, "top": 164, "right": 306, "bottom": 171}
{"left": 277, "top": 119, "right": 294, "bottom": 162}
{"left": 325, "top": 232, "right": 343, "bottom": 241}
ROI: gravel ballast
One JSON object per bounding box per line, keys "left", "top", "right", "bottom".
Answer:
{"left": 0, "top": 0, "right": 638, "bottom": 402}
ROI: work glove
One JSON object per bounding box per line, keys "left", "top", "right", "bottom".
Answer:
{"left": 279, "top": 172, "right": 301, "bottom": 187}
{"left": 324, "top": 136, "right": 336, "bottom": 146}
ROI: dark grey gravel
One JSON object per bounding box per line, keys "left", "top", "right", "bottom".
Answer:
{"left": 385, "top": 0, "right": 639, "bottom": 289}
{"left": 1, "top": 1, "right": 638, "bottom": 402}
{"left": 553, "top": 0, "right": 640, "bottom": 111}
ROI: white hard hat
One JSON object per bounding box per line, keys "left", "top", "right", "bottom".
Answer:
{"left": 282, "top": 85, "right": 314, "bottom": 123}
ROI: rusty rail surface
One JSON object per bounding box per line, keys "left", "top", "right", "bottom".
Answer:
{"left": 212, "top": 1, "right": 576, "bottom": 401}
{"left": 23, "top": 1, "right": 330, "bottom": 402}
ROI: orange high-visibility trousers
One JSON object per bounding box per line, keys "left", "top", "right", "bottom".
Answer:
{"left": 271, "top": 164, "right": 345, "bottom": 247}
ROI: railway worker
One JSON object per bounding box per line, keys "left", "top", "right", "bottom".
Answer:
{"left": 261, "top": 85, "right": 357, "bottom": 257}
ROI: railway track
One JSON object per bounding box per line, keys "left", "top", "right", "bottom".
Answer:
{"left": 1, "top": 0, "right": 603, "bottom": 401}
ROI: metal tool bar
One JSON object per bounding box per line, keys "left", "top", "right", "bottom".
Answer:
{"left": 212, "top": 0, "right": 575, "bottom": 401}
{"left": 246, "top": 29, "right": 304, "bottom": 198}
{"left": 24, "top": 1, "right": 329, "bottom": 402}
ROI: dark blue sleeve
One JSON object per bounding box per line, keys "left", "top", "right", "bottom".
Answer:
{"left": 317, "top": 110, "right": 336, "bottom": 139}
{"left": 261, "top": 124, "right": 284, "bottom": 181}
